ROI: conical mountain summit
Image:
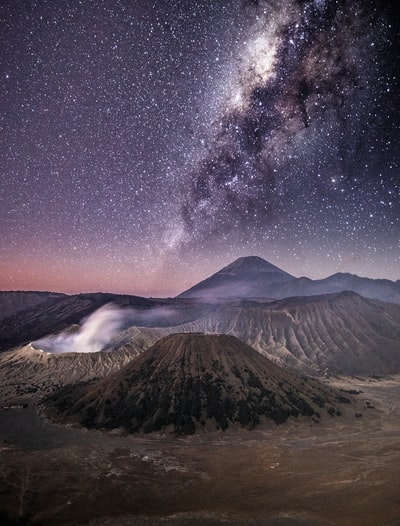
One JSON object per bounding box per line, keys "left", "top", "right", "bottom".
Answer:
{"left": 178, "top": 256, "right": 295, "bottom": 299}
{"left": 44, "top": 333, "right": 350, "bottom": 434}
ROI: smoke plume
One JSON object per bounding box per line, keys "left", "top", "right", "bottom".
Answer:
{"left": 32, "top": 302, "right": 176, "bottom": 354}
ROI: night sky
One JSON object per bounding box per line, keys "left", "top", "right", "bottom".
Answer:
{"left": 1, "top": 0, "right": 399, "bottom": 296}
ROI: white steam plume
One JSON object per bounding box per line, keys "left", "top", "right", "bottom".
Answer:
{"left": 32, "top": 302, "right": 176, "bottom": 354}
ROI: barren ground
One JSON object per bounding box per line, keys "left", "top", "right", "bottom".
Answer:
{"left": 0, "top": 377, "right": 399, "bottom": 526}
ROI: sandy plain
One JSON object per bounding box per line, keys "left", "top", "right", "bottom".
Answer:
{"left": 0, "top": 376, "right": 399, "bottom": 526}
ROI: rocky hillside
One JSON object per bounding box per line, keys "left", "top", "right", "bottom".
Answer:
{"left": 44, "top": 333, "right": 351, "bottom": 434}
{"left": 120, "top": 292, "right": 400, "bottom": 376}
{"left": 0, "top": 326, "right": 163, "bottom": 400}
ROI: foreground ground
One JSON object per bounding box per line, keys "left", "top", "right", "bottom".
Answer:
{"left": 0, "top": 377, "right": 399, "bottom": 526}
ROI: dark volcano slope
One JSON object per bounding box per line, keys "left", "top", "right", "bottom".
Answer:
{"left": 0, "top": 291, "right": 67, "bottom": 321}
{"left": 0, "top": 292, "right": 155, "bottom": 351}
{"left": 44, "top": 333, "right": 350, "bottom": 434}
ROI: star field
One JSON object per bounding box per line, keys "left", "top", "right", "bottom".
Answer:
{"left": 1, "top": 0, "right": 399, "bottom": 296}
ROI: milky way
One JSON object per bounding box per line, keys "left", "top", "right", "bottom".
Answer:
{"left": 181, "top": 1, "right": 399, "bottom": 255}
{"left": 0, "top": 0, "right": 399, "bottom": 295}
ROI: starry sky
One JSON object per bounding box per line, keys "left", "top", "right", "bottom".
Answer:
{"left": 1, "top": 0, "right": 399, "bottom": 296}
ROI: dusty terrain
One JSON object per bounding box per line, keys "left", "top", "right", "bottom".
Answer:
{"left": 0, "top": 376, "right": 399, "bottom": 526}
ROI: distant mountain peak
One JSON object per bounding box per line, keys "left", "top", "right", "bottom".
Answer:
{"left": 178, "top": 256, "right": 294, "bottom": 299}
{"left": 221, "top": 256, "right": 292, "bottom": 274}
{"left": 178, "top": 255, "right": 400, "bottom": 303}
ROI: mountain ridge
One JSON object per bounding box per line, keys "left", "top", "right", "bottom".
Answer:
{"left": 1, "top": 291, "right": 399, "bottom": 403}
{"left": 118, "top": 291, "right": 400, "bottom": 377}
{"left": 178, "top": 256, "right": 400, "bottom": 304}
{"left": 0, "top": 292, "right": 217, "bottom": 351}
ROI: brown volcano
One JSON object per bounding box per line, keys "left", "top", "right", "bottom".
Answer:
{"left": 44, "top": 333, "right": 350, "bottom": 434}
